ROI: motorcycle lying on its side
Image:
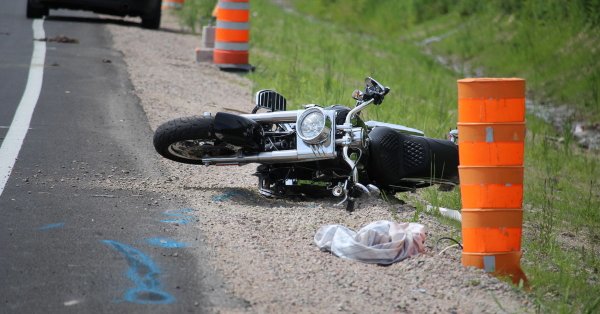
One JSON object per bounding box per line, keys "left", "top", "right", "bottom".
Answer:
{"left": 153, "top": 77, "right": 459, "bottom": 211}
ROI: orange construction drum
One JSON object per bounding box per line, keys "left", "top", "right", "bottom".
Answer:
{"left": 213, "top": 0, "right": 253, "bottom": 71}
{"left": 457, "top": 78, "right": 527, "bottom": 285}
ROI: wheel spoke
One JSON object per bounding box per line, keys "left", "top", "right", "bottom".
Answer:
{"left": 167, "top": 140, "right": 233, "bottom": 161}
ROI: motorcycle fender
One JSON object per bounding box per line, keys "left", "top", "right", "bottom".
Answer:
{"left": 214, "top": 112, "right": 264, "bottom": 151}
{"left": 365, "top": 120, "right": 424, "bottom": 136}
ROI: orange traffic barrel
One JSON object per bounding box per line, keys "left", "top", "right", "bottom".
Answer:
{"left": 458, "top": 122, "right": 525, "bottom": 166}
{"left": 457, "top": 78, "right": 527, "bottom": 285}
{"left": 213, "top": 0, "right": 254, "bottom": 71}
{"left": 462, "top": 208, "right": 523, "bottom": 252}
{"left": 459, "top": 166, "right": 523, "bottom": 209}
{"left": 458, "top": 78, "right": 525, "bottom": 123}
{"left": 162, "top": 0, "right": 184, "bottom": 9}
{"left": 462, "top": 251, "right": 527, "bottom": 284}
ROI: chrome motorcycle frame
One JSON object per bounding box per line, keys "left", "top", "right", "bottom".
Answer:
{"left": 200, "top": 109, "right": 340, "bottom": 165}
{"left": 201, "top": 77, "right": 429, "bottom": 206}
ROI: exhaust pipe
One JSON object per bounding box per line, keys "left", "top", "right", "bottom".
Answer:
{"left": 202, "top": 149, "right": 300, "bottom": 165}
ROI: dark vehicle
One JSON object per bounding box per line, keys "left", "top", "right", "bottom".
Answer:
{"left": 153, "top": 77, "right": 460, "bottom": 211}
{"left": 26, "top": 0, "right": 162, "bottom": 29}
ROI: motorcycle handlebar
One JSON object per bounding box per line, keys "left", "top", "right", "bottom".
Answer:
{"left": 363, "top": 87, "right": 389, "bottom": 105}
{"left": 363, "top": 77, "right": 390, "bottom": 105}
{"left": 345, "top": 98, "right": 374, "bottom": 126}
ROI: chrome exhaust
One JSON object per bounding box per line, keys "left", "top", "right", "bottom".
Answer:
{"left": 202, "top": 149, "right": 333, "bottom": 165}
{"left": 202, "top": 150, "right": 298, "bottom": 165}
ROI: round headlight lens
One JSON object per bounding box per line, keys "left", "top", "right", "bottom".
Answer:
{"left": 297, "top": 108, "right": 330, "bottom": 144}
{"left": 300, "top": 111, "right": 325, "bottom": 138}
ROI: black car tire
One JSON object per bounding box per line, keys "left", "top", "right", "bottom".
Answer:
{"left": 141, "top": 0, "right": 161, "bottom": 29}
{"left": 26, "top": 0, "right": 48, "bottom": 19}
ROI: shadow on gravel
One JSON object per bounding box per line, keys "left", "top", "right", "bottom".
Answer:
{"left": 45, "top": 15, "right": 139, "bottom": 27}
{"left": 158, "top": 27, "right": 195, "bottom": 35}
{"left": 199, "top": 186, "right": 359, "bottom": 209}
{"left": 44, "top": 15, "right": 195, "bottom": 35}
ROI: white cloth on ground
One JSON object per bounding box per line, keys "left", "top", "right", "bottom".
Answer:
{"left": 314, "top": 220, "right": 426, "bottom": 265}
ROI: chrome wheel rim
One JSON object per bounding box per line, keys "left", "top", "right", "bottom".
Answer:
{"left": 167, "top": 140, "right": 226, "bottom": 160}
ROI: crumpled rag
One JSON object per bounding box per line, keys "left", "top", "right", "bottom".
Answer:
{"left": 314, "top": 220, "right": 426, "bottom": 265}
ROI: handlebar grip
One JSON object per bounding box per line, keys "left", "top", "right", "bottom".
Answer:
{"left": 373, "top": 93, "right": 383, "bottom": 105}
{"left": 372, "top": 87, "right": 390, "bottom": 105}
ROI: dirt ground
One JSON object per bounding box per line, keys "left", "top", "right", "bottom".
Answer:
{"left": 102, "top": 12, "right": 533, "bottom": 313}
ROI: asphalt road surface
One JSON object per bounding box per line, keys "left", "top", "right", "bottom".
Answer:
{"left": 0, "top": 2, "right": 235, "bottom": 313}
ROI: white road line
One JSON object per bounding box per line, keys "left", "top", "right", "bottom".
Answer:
{"left": 0, "top": 19, "right": 46, "bottom": 197}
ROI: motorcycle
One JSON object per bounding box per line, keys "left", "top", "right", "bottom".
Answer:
{"left": 153, "top": 77, "right": 459, "bottom": 211}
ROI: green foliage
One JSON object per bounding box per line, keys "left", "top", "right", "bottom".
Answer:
{"left": 296, "top": 0, "right": 600, "bottom": 27}
{"left": 249, "top": 0, "right": 461, "bottom": 137}
{"left": 177, "top": 0, "right": 217, "bottom": 32}
{"left": 295, "top": 0, "right": 600, "bottom": 121}
{"left": 433, "top": 1, "right": 600, "bottom": 121}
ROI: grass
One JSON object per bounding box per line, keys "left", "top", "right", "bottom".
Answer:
{"left": 414, "top": 1, "right": 600, "bottom": 123}
{"left": 175, "top": 0, "right": 217, "bottom": 32}
{"left": 248, "top": 2, "right": 461, "bottom": 138}
{"left": 178, "top": 0, "right": 600, "bottom": 311}
{"left": 294, "top": 0, "right": 600, "bottom": 122}
{"left": 523, "top": 115, "right": 600, "bottom": 312}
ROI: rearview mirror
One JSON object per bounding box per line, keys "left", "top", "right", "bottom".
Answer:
{"left": 365, "top": 77, "right": 385, "bottom": 94}
{"left": 352, "top": 89, "right": 364, "bottom": 101}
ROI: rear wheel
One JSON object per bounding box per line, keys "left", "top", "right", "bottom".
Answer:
{"left": 26, "top": 0, "right": 48, "bottom": 18}
{"left": 153, "top": 116, "right": 234, "bottom": 164}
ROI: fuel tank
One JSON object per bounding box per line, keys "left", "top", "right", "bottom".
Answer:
{"left": 214, "top": 112, "right": 264, "bottom": 151}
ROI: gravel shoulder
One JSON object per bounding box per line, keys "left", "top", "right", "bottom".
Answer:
{"left": 104, "top": 13, "right": 532, "bottom": 313}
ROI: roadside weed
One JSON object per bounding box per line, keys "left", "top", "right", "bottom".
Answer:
{"left": 176, "top": 0, "right": 217, "bottom": 32}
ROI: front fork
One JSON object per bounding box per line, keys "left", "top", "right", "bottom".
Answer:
{"left": 335, "top": 128, "right": 380, "bottom": 211}
{"left": 336, "top": 127, "right": 457, "bottom": 210}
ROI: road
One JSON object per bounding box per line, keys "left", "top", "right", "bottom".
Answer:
{"left": 0, "top": 2, "right": 234, "bottom": 312}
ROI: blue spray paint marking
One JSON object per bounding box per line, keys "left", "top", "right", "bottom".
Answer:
{"left": 102, "top": 240, "right": 175, "bottom": 305}
{"left": 146, "top": 237, "right": 189, "bottom": 249}
{"left": 37, "top": 222, "right": 65, "bottom": 231}
{"left": 160, "top": 208, "right": 195, "bottom": 225}
{"left": 212, "top": 190, "right": 241, "bottom": 202}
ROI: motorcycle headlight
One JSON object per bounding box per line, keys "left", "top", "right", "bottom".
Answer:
{"left": 297, "top": 107, "right": 331, "bottom": 144}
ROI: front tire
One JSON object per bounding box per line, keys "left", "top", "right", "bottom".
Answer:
{"left": 141, "top": 0, "right": 161, "bottom": 29}
{"left": 26, "top": 0, "right": 48, "bottom": 18}
{"left": 153, "top": 116, "right": 233, "bottom": 164}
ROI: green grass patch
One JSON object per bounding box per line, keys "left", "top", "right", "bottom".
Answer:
{"left": 523, "top": 115, "right": 600, "bottom": 312}
{"left": 293, "top": 0, "right": 600, "bottom": 122}
{"left": 176, "top": 0, "right": 217, "bottom": 32}
{"left": 248, "top": 0, "right": 461, "bottom": 138}
{"left": 415, "top": 1, "right": 600, "bottom": 123}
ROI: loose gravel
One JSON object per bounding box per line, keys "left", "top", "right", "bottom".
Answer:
{"left": 104, "top": 12, "right": 533, "bottom": 313}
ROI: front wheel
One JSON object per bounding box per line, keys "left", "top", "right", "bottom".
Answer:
{"left": 26, "top": 0, "right": 48, "bottom": 18}
{"left": 153, "top": 116, "right": 234, "bottom": 164}
{"left": 141, "top": 0, "right": 161, "bottom": 29}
